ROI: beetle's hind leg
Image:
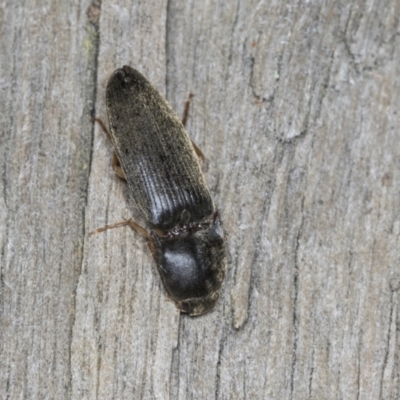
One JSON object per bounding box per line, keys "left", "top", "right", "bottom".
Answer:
{"left": 182, "top": 93, "right": 194, "bottom": 128}
{"left": 190, "top": 140, "right": 205, "bottom": 162}
{"left": 94, "top": 117, "right": 127, "bottom": 180}
{"left": 181, "top": 93, "right": 205, "bottom": 162}
{"left": 94, "top": 117, "right": 112, "bottom": 141}
{"left": 112, "top": 152, "right": 126, "bottom": 180}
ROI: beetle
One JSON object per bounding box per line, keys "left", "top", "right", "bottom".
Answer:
{"left": 94, "top": 66, "right": 226, "bottom": 316}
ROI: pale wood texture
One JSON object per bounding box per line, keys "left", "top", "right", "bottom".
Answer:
{"left": 1, "top": 1, "right": 399, "bottom": 399}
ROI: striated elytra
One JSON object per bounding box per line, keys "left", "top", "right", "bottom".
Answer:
{"left": 103, "top": 66, "right": 226, "bottom": 316}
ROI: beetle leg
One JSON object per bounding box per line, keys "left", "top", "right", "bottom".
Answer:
{"left": 190, "top": 140, "right": 205, "bottom": 162}
{"left": 112, "top": 152, "right": 127, "bottom": 180}
{"left": 94, "top": 117, "right": 127, "bottom": 180}
{"left": 181, "top": 93, "right": 194, "bottom": 128}
{"left": 89, "top": 218, "right": 151, "bottom": 239}
{"left": 181, "top": 94, "right": 206, "bottom": 162}
{"left": 94, "top": 117, "right": 112, "bottom": 141}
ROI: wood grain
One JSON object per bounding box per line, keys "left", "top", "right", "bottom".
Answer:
{"left": 1, "top": 0, "right": 399, "bottom": 399}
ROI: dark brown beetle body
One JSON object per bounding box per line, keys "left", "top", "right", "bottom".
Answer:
{"left": 105, "top": 66, "right": 226, "bottom": 316}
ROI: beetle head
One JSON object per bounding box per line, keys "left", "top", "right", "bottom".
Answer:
{"left": 151, "top": 213, "right": 226, "bottom": 316}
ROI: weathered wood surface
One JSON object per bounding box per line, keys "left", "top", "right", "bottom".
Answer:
{"left": 1, "top": 0, "right": 399, "bottom": 399}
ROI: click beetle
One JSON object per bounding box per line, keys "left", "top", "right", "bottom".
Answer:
{"left": 94, "top": 66, "right": 226, "bottom": 316}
